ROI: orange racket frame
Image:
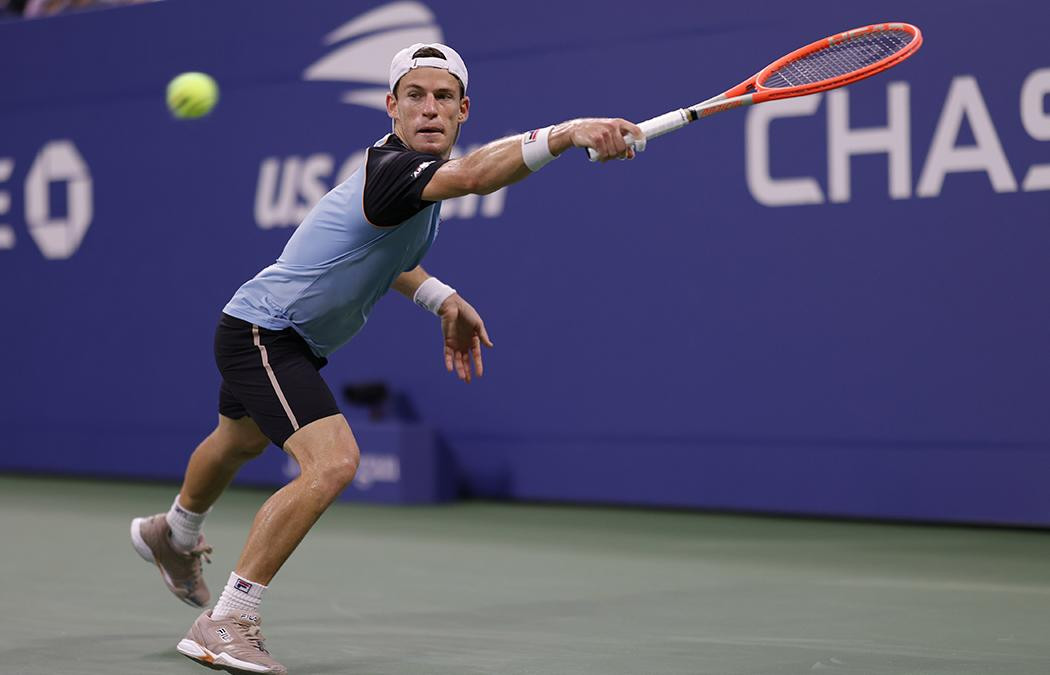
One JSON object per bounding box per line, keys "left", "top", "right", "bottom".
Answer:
{"left": 588, "top": 22, "right": 923, "bottom": 160}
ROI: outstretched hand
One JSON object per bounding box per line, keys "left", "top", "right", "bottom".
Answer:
{"left": 438, "top": 294, "right": 494, "bottom": 383}
{"left": 563, "top": 118, "right": 645, "bottom": 162}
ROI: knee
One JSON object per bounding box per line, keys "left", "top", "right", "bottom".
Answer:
{"left": 212, "top": 417, "right": 271, "bottom": 461}
{"left": 324, "top": 447, "right": 360, "bottom": 490}
{"left": 285, "top": 416, "right": 361, "bottom": 496}
{"left": 305, "top": 446, "right": 359, "bottom": 496}
{"left": 234, "top": 437, "right": 270, "bottom": 460}
{"left": 211, "top": 431, "right": 269, "bottom": 461}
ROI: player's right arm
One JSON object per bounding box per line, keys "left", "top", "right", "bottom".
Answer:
{"left": 421, "top": 118, "right": 643, "bottom": 201}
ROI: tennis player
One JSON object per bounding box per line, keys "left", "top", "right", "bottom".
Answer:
{"left": 130, "top": 43, "right": 642, "bottom": 674}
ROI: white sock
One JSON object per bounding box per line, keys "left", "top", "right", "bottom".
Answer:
{"left": 165, "top": 495, "right": 208, "bottom": 552}
{"left": 212, "top": 572, "right": 267, "bottom": 620}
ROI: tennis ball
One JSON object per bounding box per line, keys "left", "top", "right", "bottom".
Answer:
{"left": 167, "top": 72, "right": 219, "bottom": 119}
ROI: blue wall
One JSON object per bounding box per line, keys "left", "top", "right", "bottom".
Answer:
{"left": 2, "top": 0, "right": 1049, "bottom": 525}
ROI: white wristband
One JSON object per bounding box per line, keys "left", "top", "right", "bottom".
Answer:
{"left": 521, "top": 125, "right": 556, "bottom": 171}
{"left": 413, "top": 277, "right": 456, "bottom": 315}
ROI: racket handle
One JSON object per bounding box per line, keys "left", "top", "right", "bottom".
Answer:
{"left": 638, "top": 109, "right": 692, "bottom": 140}
{"left": 586, "top": 109, "right": 691, "bottom": 162}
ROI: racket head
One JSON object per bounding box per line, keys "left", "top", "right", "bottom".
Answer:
{"left": 751, "top": 23, "right": 922, "bottom": 101}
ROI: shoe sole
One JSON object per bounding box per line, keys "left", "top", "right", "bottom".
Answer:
{"left": 130, "top": 518, "right": 155, "bottom": 564}
{"left": 130, "top": 517, "right": 206, "bottom": 608}
{"left": 177, "top": 639, "right": 280, "bottom": 674}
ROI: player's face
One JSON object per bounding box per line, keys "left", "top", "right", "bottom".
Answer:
{"left": 387, "top": 69, "right": 469, "bottom": 157}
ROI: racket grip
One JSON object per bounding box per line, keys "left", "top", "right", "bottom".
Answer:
{"left": 638, "top": 109, "right": 691, "bottom": 140}
{"left": 586, "top": 109, "right": 690, "bottom": 162}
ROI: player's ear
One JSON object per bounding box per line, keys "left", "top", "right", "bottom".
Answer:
{"left": 458, "top": 95, "right": 470, "bottom": 123}
{"left": 386, "top": 92, "right": 398, "bottom": 120}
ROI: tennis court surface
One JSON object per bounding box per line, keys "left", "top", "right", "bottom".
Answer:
{"left": 2, "top": 475, "right": 1048, "bottom": 675}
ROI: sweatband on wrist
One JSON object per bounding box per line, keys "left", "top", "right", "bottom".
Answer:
{"left": 521, "top": 125, "right": 556, "bottom": 171}
{"left": 413, "top": 277, "right": 457, "bottom": 314}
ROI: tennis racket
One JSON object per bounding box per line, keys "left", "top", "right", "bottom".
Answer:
{"left": 588, "top": 22, "right": 923, "bottom": 161}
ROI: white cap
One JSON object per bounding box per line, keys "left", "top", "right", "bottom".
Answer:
{"left": 388, "top": 43, "right": 469, "bottom": 94}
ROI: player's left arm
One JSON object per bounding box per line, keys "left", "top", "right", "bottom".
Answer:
{"left": 393, "top": 266, "right": 494, "bottom": 383}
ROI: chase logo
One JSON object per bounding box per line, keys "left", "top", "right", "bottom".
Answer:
{"left": 303, "top": 1, "right": 443, "bottom": 111}
{"left": 0, "top": 140, "right": 93, "bottom": 260}
{"left": 746, "top": 68, "right": 1050, "bottom": 206}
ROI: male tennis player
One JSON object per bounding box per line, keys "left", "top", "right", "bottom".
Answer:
{"left": 130, "top": 43, "right": 642, "bottom": 674}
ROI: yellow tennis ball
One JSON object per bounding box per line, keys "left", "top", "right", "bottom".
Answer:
{"left": 167, "top": 72, "right": 219, "bottom": 119}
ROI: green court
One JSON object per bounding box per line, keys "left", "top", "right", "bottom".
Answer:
{"left": 2, "top": 475, "right": 1048, "bottom": 675}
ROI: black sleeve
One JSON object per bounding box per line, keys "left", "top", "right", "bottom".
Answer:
{"left": 362, "top": 145, "right": 449, "bottom": 226}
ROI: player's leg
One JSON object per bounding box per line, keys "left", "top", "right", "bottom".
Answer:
{"left": 178, "top": 419, "right": 357, "bottom": 675}
{"left": 131, "top": 414, "right": 270, "bottom": 608}
{"left": 178, "top": 412, "right": 272, "bottom": 513}
{"left": 178, "top": 318, "right": 346, "bottom": 674}
{"left": 233, "top": 413, "right": 359, "bottom": 584}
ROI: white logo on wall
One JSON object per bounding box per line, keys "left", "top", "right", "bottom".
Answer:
{"left": 0, "top": 140, "right": 93, "bottom": 259}
{"left": 746, "top": 68, "right": 1050, "bottom": 206}
{"left": 303, "top": 0, "right": 442, "bottom": 112}
{"left": 353, "top": 453, "right": 401, "bottom": 490}
{"left": 253, "top": 1, "right": 506, "bottom": 230}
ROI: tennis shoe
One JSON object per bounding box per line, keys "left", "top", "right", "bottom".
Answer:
{"left": 130, "top": 513, "right": 212, "bottom": 607}
{"left": 177, "top": 610, "right": 288, "bottom": 675}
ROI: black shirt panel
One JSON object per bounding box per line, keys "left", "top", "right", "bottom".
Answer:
{"left": 363, "top": 134, "right": 449, "bottom": 227}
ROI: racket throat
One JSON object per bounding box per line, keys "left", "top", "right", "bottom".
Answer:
{"left": 689, "top": 93, "right": 755, "bottom": 120}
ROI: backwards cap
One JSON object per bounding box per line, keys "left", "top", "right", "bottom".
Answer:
{"left": 388, "top": 42, "right": 469, "bottom": 94}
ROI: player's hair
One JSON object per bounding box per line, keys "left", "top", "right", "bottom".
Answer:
{"left": 412, "top": 46, "right": 447, "bottom": 59}
{"left": 393, "top": 46, "right": 466, "bottom": 99}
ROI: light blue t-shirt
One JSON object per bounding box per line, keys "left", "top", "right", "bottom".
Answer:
{"left": 223, "top": 135, "right": 447, "bottom": 357}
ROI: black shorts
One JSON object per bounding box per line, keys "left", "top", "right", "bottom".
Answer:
{"left": 214, "top": 313, "right": 340, "bottom": 448}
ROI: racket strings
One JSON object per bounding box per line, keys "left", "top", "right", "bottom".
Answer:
{"left": 761, "top": 29, "right": 913, "bottom": 89}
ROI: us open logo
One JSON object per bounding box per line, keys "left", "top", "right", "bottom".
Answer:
{"left": 303, "top": 1, "right": 443, "bottom": 111}
{"left": 253, "top": 1, "right": 508, "bottom": 230}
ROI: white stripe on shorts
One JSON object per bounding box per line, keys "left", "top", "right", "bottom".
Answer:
{"left": 252, "top": 325, "right": 300, "bottom": 432}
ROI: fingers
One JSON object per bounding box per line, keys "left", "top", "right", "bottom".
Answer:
{"left": 444, "top": 345, "right": 484, "bottom": 384}
{"left": 622, "top": 120, "right": 644, "bottom": 143}
{"left": 455, "top": 348, "right": 468, "bottom": 382}
{"left": 588, "top": 118, "right": 641, "bottom": 162}
{"left": 471, "top": 335, "right": 484, "bottom": 377}
{"left": 596, "top": 126, "right": 627, "bottom": 163}
{"left": 478, "top": 321, "right": 494, "bottom": 348}
{"left": 608, "top": 125, "right": 628, "bottom": 159}
{"left": 444, "top": 318, "right": 493, "bottom": 383}
{"left": 452, "top": 346, "right": 476, "bottom": 384}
